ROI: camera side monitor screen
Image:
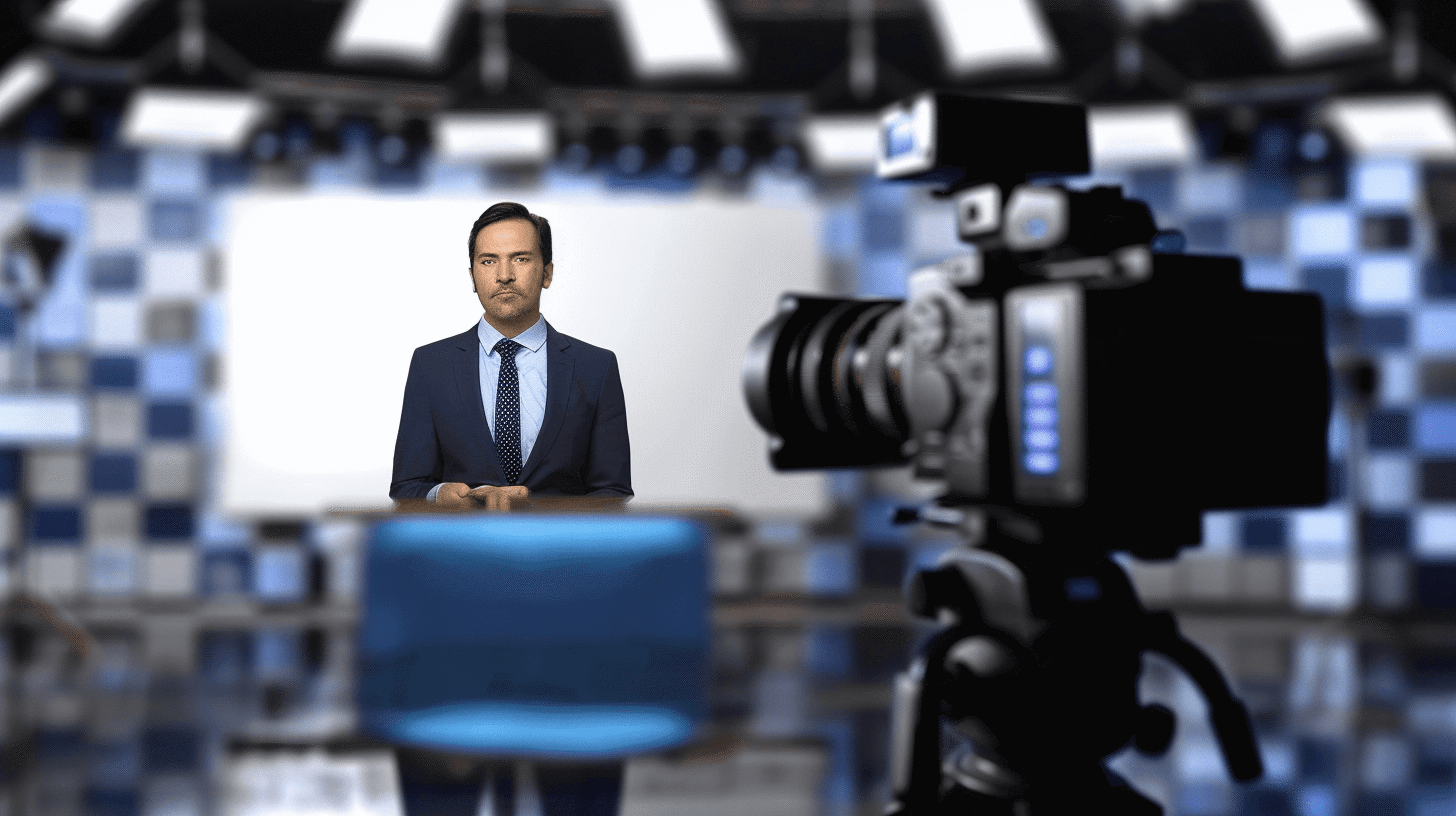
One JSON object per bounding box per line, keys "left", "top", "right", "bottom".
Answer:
{"left": 1006, "top": 284, "right": 1084, "bottom": 506}
{"left": 876, "top": 93, "right": 936, "bottom": 178}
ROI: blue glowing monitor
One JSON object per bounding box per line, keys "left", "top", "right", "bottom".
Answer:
{"left": 357, "top": 514, "right": 710, "bottom": 758}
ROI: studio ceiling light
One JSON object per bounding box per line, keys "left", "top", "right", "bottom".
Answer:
{"left": 434, "top": 112, "right": 554, "bottom": 164}
{"left": 804, "top": 115, "right": 880, "bottom": 174}
{"left": 610, "top": 0, "right": 742, "bottom": 81}
{"left": 923, "top": 0, "right": 1059, "bottom": 79}
{"left": 120, "top": 88, "right": 268, "bottom": 151}
{"left": 1087, "top": 105, "right": 1196, "bottom": 167}
{"left": 42, "top": 0, "right": 155, "bottom": 45}
{"left": 0, "top": 56, "right": 53, "bottom": 128}
{"left": 332, "top": 0, "right": 468, "bottom": 68}
{"left": 1325, "top": 95, "right": 1456, "bottom": 158}
{"left": 1246, "top": 0, "right": 1382, "bottom": 65}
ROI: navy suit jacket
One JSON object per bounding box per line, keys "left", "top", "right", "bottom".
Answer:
{"left": 390, "top": 321, "right": 632, "bottom": 499}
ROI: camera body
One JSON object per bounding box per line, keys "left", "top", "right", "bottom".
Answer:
{"left": 743, "top": 93, "right": 1330, "bottom": 558}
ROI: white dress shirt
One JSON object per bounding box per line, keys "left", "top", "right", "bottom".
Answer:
{"left": 426, "top": 315, "right": 550, "bottom": 501}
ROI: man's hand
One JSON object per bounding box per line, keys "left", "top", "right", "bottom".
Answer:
{"left": 467, "top": 484, "right": 530, "bottom": 511}
{"left": 435, "top": 483, "right": 530, "bottom": 511}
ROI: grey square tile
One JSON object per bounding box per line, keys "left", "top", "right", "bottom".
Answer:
{"left": 26, "top": 449, "right": 84, "bottom": 501}
{"left": 145, "top": 301, "right": 197, "bottom": 343}
{"left": 93, "top": 395, "right": 142, "bottom": 448}
{"left": 88, "top": 499, "right": 139, "bottom": 541}
{"left": 0, "top": 498, "right": 16, "bottom": 550}
{"left": 141, "top": 445, "right": 196, "bottom": 499}
{"left": 143, "top": 546, "right": 196, "bottom": 599}
{"left": 37, "top": 351, "right": 88, "bottom": 389}
{"left": 1240, "top": 214, "right": 1286, "bottom": 257}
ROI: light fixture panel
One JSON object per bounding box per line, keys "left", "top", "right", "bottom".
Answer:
{"left": 332, "top": 0, "right": 468, "bottom": 68}
{"left": 805, "top": 115, "right": 881, "bottom": 174}
{"left": 0, "top": 56, "right": 54, "bottom": 128}
{"left": 1246, "top": 0, "right": 1382, "bottom": 65}
{"left": 43, "top": 0, "right": 155, "bottom": 45}
{"left": 121, "top": 89, "right": 268, "bottom": 152}
{"left": 923, "top": 0, "right": 1059, "bottom": 78}
{"left": 434, "top": 112, "right": 555, "bottom": 164}
{"left": 1325, "top": 95, "right": 1456, "bottom": 158}
{"left": 610, "top": 0, "right": 742, "bottom": 80}
{"left": 1087, "top": 105, "right": 1196, "bottom": 167}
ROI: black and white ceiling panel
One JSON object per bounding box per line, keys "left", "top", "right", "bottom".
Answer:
{"left": 2, "top": 0, "right": 1455, "bottom": 167}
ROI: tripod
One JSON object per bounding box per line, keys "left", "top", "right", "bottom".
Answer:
{"left": 884, "top": 513, "right": 1264, "bottom": 816}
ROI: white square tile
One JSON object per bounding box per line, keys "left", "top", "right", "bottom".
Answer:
{"left": 1365, "top": 454, "right": 1412, "bottom": 508}
{"left": 1379, "top": 354, "right": 1415, "bottom": 405}
{"left": 0, "top": 197, "right": 23, "bottom": 235}
{"left": 1179, "top": 165, "right": 1241, "bottom": 212}
{"left": 1354, "top": 256, "right": 1416, "bottom": 307}
{"left": 24, "top": 548, "right": 82, "bottom": 601}
{"left": 87, "top": 499, "right": 139, "bottom": 542}
{"left": 26, "top": 449, "right": 84, "bottom": 501}
{"left": 1291, "top": 206, "right": 1356, "bottom": 258}
{"left": 144, "top": 249, "right": 206, "bottom": 298}
{"left": 143, "top": 546, "right": 196, "bottom": 598}
{"left": 93, "top": 395, "right": 142, "bottom": 448}
{"left": 1200, "top": 512, "right": 1237, "bottom": 551}
{"left": 89, "top": 297, "right": 143, "bottom": 348}
{"left": 89, "top": 197, "right": 145, "bottom": 248}
{"left": 1353, "top": 159, "right": 1416, "bottom": 208}
{"left": 1416, "top": 508, "right": 1456, "bottom": 558}
{"left": 1293, "top": 557, "right": 1356, "bottom": 611}
{"left": 142, "top": 445, "right": 196, "bottom": 499}
{"left": 1292, "top": 508, "right": 1351, "bottom": 556}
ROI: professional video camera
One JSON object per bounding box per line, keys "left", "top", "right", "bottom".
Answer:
{"left": 742, "top": 93, "right": 1331, "bottom": 815}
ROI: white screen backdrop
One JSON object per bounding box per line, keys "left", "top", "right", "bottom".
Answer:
{"left": 221, "top": 193, "right": 827, "bottom": 517}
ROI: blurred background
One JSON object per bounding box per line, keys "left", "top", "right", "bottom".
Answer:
{"left": 0, "top": 0, "right": 1454, "bottom": 813}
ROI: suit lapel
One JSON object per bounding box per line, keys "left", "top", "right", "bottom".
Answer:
{"left": 452, "top": 325, "right": 504, "bottom": 481}
{"left": 519, "top": 322, "right": 573, "bottom": 484}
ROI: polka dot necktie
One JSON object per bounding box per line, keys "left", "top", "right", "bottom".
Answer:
{"left": 494, "top": 338, "right": 523, "bottom": 484}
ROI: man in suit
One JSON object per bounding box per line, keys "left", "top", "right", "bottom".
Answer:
{"left": 389, "top": 202, "right": 632, "bottom": 815}
{"left": 390, "top": 201, "right": 632, "bottom": 511}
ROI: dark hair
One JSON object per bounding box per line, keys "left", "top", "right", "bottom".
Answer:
{"left": 468, "top": 202, "right": 552, "bottom": 266}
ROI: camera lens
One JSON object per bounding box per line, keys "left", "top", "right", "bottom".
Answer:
{"left": 743, "top": 296, "right": 911, "bottom": 468}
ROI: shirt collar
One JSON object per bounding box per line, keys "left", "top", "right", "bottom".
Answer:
{"left": 478, "top": 314, "right": 548, "bottom": 355}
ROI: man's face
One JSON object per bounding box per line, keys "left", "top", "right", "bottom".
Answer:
{"left": 470, "top": 218, "right": 553, "bottom": 332}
